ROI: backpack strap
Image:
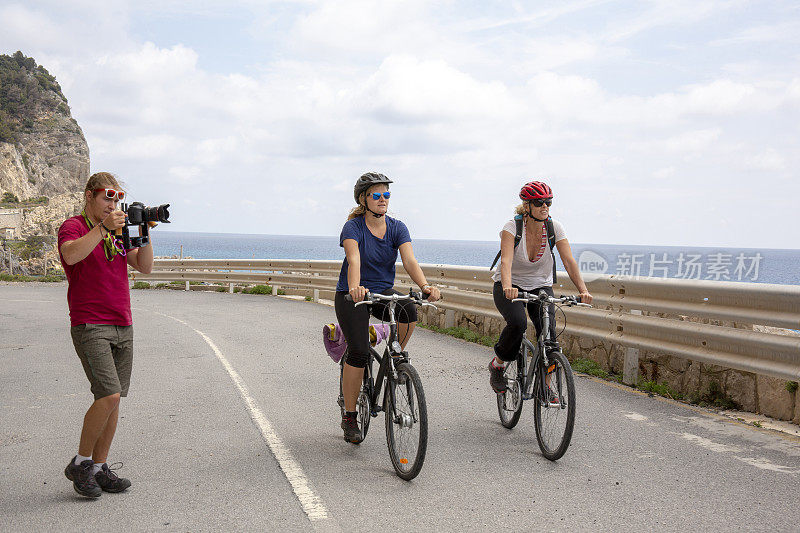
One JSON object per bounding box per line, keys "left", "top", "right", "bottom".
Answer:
{"left": 490, "top": 215, "right": 524, "bottom": 271}
{"left": 545, "top": 217, "right": 557, "bottom": 283}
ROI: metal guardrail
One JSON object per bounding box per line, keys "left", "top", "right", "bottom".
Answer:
{"left": 132, "top": 259, "right": 800, "bottom": 382}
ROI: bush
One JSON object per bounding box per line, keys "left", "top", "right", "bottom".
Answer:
{"left": 571, "top": 358, "right": 610, "bottom": 379}
{"left": 132, "top": 281, "right": 150, "bottom": 290}
{"left": 638, "top": 380, "right": 684, "bottom": 401}
{"left": 687, "top": 380, "right": 738, "bottom": 409}
{"left": 155, "top": 283, "right": 167, "bottom": 289}
{"left": 1, "top": 192, "right": 19, "bottom": 204}
{"left": 243, "top": 284, "right": 272, "bottom": 295}
{"left": 0, "top": 273, "right": 63, "bottom": 282}
{"left": 420, "top": 324, "right": 497, "bottom": 348}
{"left": 786, "top": 381, "right": 798, "bottom": 394}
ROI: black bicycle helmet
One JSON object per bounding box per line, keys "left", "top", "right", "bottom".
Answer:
{"left": 353, "top": 172, "right": 393, "bottom": 204}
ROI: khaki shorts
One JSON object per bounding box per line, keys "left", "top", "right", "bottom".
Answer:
{"left": 70, "top": 324, "right": 133, "bottom": 400}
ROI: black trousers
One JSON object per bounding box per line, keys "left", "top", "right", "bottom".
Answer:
{"left": 492, "top": 281, "right": 558, "bottom": 362}
{"left": 334, "top": 288, "right": 418, "bottom": 368}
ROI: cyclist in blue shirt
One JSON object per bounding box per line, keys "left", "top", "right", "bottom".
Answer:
{"left": 335, "top": 172, "right": 440, "bottom": 443}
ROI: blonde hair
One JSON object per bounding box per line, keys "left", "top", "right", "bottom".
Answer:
{"left": 85, "top": 172, "right": 121, "bottom": 195}
{"left": 514, "top": 203, "right": 529, "bottom": 216}
{"left": 347, "top": 204, "right": 367, "bottom": 221}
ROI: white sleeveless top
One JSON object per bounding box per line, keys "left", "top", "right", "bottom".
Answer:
{"left": 491, "top": 218, "right": 567, "bottom": 290}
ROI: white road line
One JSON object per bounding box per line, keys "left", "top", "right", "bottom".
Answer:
{"left": 736, "top": 457, "right": 800, "bottom": 474}
{"left": 680, "top": 433, "right": 742, "bottom": 454}
{"left": 680, "top": 433, "right": 799, "bottom": 475}
{"left": 0, "top": 299, "right": 55, "bottom": 303}
{"left": 154, "top": 311, "right": 332, "bottom": 524}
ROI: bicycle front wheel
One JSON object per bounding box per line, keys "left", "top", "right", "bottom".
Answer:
{"left": 384, "top": 362, "right": 428, "bottom": 480}
{"left": 497, "top": 353, "right": 524, "bottom": 429}
{"left": 533, "top": 351, "right": 576, "bottom": 461}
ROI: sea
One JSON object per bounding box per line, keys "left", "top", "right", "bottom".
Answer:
{"left": 151, "top": 231, "right": 799, "bottom": 287}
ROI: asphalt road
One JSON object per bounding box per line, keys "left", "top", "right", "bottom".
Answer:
{"left": 2, "top": 283, "right": 799, "bottom": 532}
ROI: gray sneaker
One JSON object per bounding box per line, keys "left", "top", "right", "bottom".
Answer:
{"left": 64, "top": 457, "right": 102, "bottom": 498}
{"left": 95, "top": 463, "right": 131, "bottom": 493}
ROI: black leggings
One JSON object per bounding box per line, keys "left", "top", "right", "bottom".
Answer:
{"left": 334, "top": 288, "right": 419, "bottom": 368}
{"left": 492, "top": 282, "right": 558, "bottom": 362}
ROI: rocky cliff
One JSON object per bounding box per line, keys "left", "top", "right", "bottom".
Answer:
{"left": 0, "top": 51, "right": 89, "bottom": 237}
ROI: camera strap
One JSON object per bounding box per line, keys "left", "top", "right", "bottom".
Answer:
{"left": 81, "top": 210, "right": 122, "bottom": 261}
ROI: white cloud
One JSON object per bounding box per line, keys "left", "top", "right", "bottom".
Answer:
{"left": 710, "top": 20, "right": 800, "bottom": 46}
{"left": 168, "top": 166, "right": 202, "bottom": 183}
{"left": 4, "top": 0, "right": 799, "bottom": 248}
{"left": 108, "top": 134, "right": 187, "bottom": 159}
{"left": 196, "top": 137, "right": 240, "bottom": 166}
{"left": 359, "top": 55, "right": 516, "bottom": 123}
{"left": 748, "top": 149, "right": 785, "bottom": 171}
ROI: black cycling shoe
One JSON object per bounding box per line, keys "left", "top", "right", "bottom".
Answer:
{"left": 95, "top": 463, "right": 131, "bottom": 493}
{"left": 488, "top": 362, "right": 507, "bottom": 393}
{"left": 341, "top": 415, "right": 362, "bottom": 444}
{"left": 64, "top": 457, "right": 102, "bottom": 498}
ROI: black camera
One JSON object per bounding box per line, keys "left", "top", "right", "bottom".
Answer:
{"left": 118, "top": 202, "right": 170, "bottom": 248}
{"left": 125, "top": 202, "right": 170, "bottom": 225}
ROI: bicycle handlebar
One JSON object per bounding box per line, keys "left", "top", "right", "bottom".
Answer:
{"left": 512, "top": 290, "right": 592, "bottom": 308}
{"left": 345, "top": 290, "right": 437, "bottom": 309}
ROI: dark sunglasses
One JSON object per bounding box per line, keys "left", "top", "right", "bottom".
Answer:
{"left": 529, "top": 198, "right": 552, "bottom": 207}
{"left": 371, "top": 191, "right": 391, "bottom": 200}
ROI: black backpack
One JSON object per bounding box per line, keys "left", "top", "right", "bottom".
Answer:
{"left": 490, "top": 215, "right": 557, "bottom": 283}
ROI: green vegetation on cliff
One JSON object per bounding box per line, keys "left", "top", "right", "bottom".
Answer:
{"left": 0, "top": 51, "right": 69, "bottom": 143}
{"left": 0, "top": 191, "right": 48, "bottom": 208}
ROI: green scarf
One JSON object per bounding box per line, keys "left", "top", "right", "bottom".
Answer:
{"left": 81, "top": 210, "right": 121, "bottom": 261}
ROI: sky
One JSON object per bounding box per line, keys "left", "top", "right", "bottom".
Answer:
{"left": 1, "top": 0, "right": 799, "bottom": 248}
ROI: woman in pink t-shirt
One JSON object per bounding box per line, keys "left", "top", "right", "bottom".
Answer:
{"left": 58, "top": 172, "right": 153, "bottom": 498}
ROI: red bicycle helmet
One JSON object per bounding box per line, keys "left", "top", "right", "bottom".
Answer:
{"left": 519, "top": 181, "right": 553, "bottom": 200}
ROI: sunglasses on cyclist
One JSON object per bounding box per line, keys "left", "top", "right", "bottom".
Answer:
{"left": 529, "top": 198, "right": 552, "bottom": 207}
{"left": 94, "top": 188, "right": 125, "bottom": 201}
{"left": 371, "top": 191, "right": 391, "bottom": 200}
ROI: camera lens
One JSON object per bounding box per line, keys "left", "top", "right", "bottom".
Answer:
{"left": 143, "top": 204, "right": 170, "bottom": 223}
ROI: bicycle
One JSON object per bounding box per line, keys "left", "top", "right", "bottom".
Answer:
{"left": 337, "top": 290, "right": 437, "bottom": 480}
{"left": 496, "top": 289, "right": 592, "bottom": 460}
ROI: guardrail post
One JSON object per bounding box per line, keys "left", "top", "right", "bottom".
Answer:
{"left": 228, "top": 283, "right": 234, "bottom": 294}
{"left": 272, "top": 285, "right": 278, "bottom": 296}
{"left": 184, "top": 281, "right": 190, "bottom": 291}
{"left": 623, "top": 309, "right": 641, "bottom": 385}
{"left": 313, "top": 289, "right": 319, "bottom": 302}
{"left": 444, "top": 309, "right": 455, "bottom": 329}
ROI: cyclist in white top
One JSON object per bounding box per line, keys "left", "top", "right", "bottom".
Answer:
{"left": 488, "top": 181, "right": 593, "bottom": 392}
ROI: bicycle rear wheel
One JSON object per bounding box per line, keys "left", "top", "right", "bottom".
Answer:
{"left": 338, "top": 361, "right": 372, "bottom": 443}
{"left": 533, "top": 351, "right": 576, "bottom": 461}
{"left": 497, "top": 352, "right": 524, "bottom": 429}
{"left": 385, "top": 362, "right": 428, "bottom": 480}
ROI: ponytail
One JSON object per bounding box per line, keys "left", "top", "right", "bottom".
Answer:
{"left": 347, "top": 191, "right": 367, "bottom": 220}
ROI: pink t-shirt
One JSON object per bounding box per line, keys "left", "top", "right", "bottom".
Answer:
{"left": 58, "top": 215, "right": 132, "bottom": 327}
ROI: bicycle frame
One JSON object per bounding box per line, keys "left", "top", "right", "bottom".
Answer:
{"left": 515, "top": 291, "right": 559, "bottom": 405}
{"left": 357, "top": 294, "right": 418, "bottom": 421}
